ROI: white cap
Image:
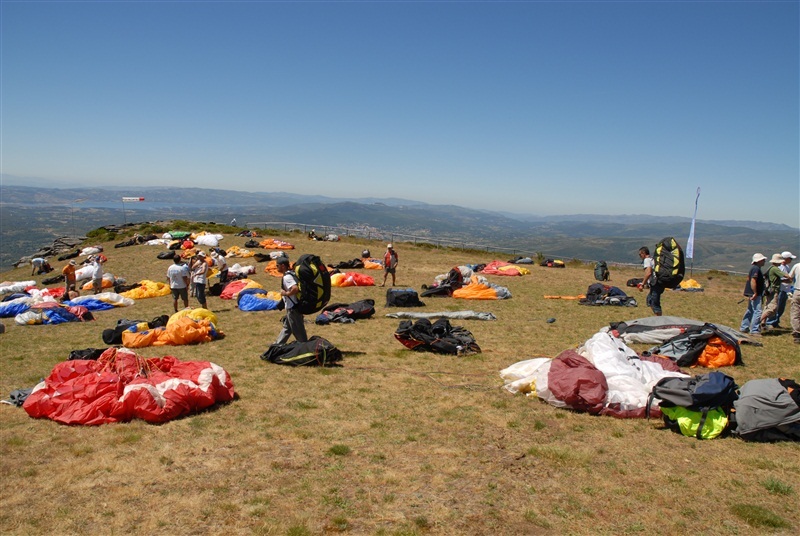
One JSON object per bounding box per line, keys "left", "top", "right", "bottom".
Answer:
{"left": 387, "top": 243, "right": 393, "bottom": 249}
{"left": 752, "top": 253, "right": 767, "bottom": 264}
{"left": 781, "top": 251, "right": 796, "bottom": 259}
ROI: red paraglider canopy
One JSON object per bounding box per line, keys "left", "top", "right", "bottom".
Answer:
{"left": 23, "top": 347, "right": 235, "bottom": 425}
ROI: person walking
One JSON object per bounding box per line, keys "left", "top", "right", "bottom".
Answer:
{"left": 381, "top": 243, "right": 399, "bottom": 287}
{"left": 190, "top": 252, "right": 209, "bottom": 309}
{"left": 274, "top": 257, "right": 308, "bottom": 345}
{"left": 765, "top": 251, "right": 796, "bottom": 329}
{"left": 741, "top": 253, "right": 767, "bottom": 337}
{"left": 166, "top": 255, "right": 190, "bottom": 313}
{"left": 637, "top": 246, "right": 663, "bottom": 316}
{"left": 761, "top": 253, "right": 792, "bottom": 331}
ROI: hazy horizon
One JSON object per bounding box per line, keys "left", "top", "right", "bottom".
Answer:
{"left": 2, "top": 2, "right": 797, "bottom": 227}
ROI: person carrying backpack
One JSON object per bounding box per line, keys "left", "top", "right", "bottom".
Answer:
{"left": 760, "top": 253, "right": 792, "bottom": 332}
{"left": 275, "top": 257, "right": 308, "bottom": 345}
{"left": 637, "top": 246, "right": 663, "bottom": 316}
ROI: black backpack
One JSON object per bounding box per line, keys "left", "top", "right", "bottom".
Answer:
{"left": 289, "top": 254, "right": 331, "bottom": 315}
{"left": 386, "top": 288, "right": 425, "bottom": 307}
{"left": 594, "top": 261, "right": 610, "bottom": 281}
{"left": 652, "top": 237, "right": 685, "bottom": 289}
{"left": 260, "top": 336, "right": 342, "bottom": 366}
{"left": 394, "top": 318, "right": 481, "bottom": 356}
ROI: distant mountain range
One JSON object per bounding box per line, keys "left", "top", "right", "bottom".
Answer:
{"left": 1, "top": 184, "right": 797, "bottom": 272}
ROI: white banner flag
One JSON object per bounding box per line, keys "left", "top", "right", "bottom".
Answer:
{"left": 122, "top": 197, "right": 145, "bottom": 202}
{"left": 686, "top": 187, "right": 700, "bottom": 259}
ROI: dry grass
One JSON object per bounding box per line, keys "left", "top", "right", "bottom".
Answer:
{"left": 1, "top": 230, "right": 799, "bottom": 535}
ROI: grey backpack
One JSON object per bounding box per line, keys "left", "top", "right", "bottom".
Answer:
{"left": 732, "top": 378, "right": 800, "bottom": 442}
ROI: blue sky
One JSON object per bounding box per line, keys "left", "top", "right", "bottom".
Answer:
{"left": 2, "top": 1, "right": 798, "bottom": 227}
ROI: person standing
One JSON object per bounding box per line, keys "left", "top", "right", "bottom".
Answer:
{"left": 381, "top": 243, "right": 399, "bottom": 287}
{"left": 637, "top": 246, "right": 663, "bottom": 316}
{"left": 61, "top": 260, "right": 78, "bottom": 300}
{"left": 89, "top": 255, "right": 104, "bottom": 294}
{"left": 741, "top": 253, "right": 767, "bottom": 336}
{"left": 211, "top": 250, "right": 228, "bottom": 283}
{"left": 788, "top": 260, "right": 800, "bottom": 344}
{"left": 190, "top": 252, "right": 209, "bottom": 309}
{"left": 761, "top": 253, "right": 792, "bottom": 331}
{"left": 765, "top": 251, "right": 796, "bottom": 329}
{"left": 166, "top": 255, "right": 190, "bottom": 313}
{"left": 274, "top": 257, "right": 308, "bottom": 345}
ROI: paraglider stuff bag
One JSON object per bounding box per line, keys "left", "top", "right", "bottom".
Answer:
{"left": 260, "top": 336, "right": 342, "bottom": 366}
{"left": 386, "top": 288, "right": 425, "bottom": 307}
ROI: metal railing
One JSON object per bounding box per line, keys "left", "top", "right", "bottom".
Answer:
{"left": 245, "top": 220, "right": 740, "bottom": 275}
{"left": 246, "top": 220, "right": 638, "bottom": 268}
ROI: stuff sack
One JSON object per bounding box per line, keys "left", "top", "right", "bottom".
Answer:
{"left": 260, "top": 336, "right": 342, "bottom": 366}
{"left": 386, "top": 288, "right": 425, "bottom": 307}
{"left": 290, "top": 254, "right": 332, "bottom": 315}
{"left": 594, "top": 261, "right": 610, "bottom": 281}
{"left": 647, "top": 372, "right": 738, "bottom": 439}
{"left": 732, "top": 378, "right": 800, "bottom": 442}
{"left": 652, "top": 237, "right": 685, "bottom": 289}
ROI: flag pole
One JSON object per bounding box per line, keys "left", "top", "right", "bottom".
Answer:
{"left": 686, "top": 187, "right": 701, "bottom": 278}
{"left": 121, "top": 197, "right": 145, "bottom": 226}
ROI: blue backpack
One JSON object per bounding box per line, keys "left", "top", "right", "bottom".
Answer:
{"left": 647, "top": 372, "right": 739, "bottom": 439}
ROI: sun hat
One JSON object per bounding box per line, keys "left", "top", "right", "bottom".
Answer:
{"left": 781, "top": 251, "right": 796, "bottom": 259}
{"left": 751, "top": 253, "right": 767, "bottom": 264}
{"left": 197, "top": 251, "right": 206, "bottom": 257}
{"left": 69, "top": 260, "right": 77, "bottom": 265}
{"left": 387, "top": 243, "right": 393, "bottom": 249}
{"left": 769, "top": 253, "right": 784, "bottom": 264}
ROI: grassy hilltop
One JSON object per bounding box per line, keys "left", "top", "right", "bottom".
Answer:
{"left": 0, "top": 225, "right": 798, "bottom": 535}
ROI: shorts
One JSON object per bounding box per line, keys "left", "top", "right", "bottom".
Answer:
{"left": 171, "top": 287, "right": 188, "bottom": 301}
